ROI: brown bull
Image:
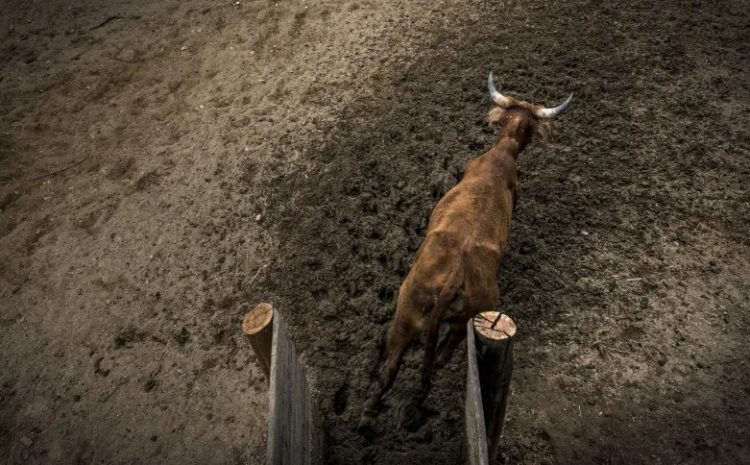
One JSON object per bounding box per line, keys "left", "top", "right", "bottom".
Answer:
{"left": 359, "top": 73, "right": 572, "bottom": 433}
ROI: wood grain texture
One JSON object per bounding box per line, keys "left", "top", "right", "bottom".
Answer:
{"left": 474, "top": 312, "right": 515, "bottom": 461}
{"left": 267, "top": 311, "right": 323, "bottom": 465}
{"left": 243, "top": 303, "right": 274, "bottom": 382}
{"left": 465, "top": 317, "right": 490, "bottom": 465}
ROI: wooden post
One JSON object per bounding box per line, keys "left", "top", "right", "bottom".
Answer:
{"left": 242, "top": 302, "right": 274, "bottom": 383}
{"left": 242, "top": 303, "right": 322, "bottom": 464}
{"left": 474, "top": 311, "right": 516, "bottom": 461}
{"left": 268, "top": 309, "right": 323, "bottom": 465}
{"left": 465, "top": 316, "right": 490, "bottom": 465}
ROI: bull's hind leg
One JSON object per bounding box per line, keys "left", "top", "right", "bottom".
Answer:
{"left": 434, "top": 324, "right": 467, "bottom": 369}
{"left": 398, "top": 313, "right": 443, "bottom": 431}
{"left": 358, "top": 317, "right": 415, "bottom": 435}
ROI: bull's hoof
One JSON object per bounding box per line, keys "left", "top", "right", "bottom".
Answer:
{"left": 356, "top": 416, "right": 377, "bottom": 442}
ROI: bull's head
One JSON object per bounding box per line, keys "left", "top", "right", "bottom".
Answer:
{"left": 487, "top": 72, "right": 572, "bottom": 142}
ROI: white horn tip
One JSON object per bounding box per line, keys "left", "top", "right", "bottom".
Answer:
{"left": 487, "top": 72, "right": 511, "bottom": 107}
{"left": 536, "top": 93, "right": 574, "bottom": 118}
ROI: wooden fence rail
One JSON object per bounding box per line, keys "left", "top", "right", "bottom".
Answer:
{"left": 245, "top": 304, "right": 513, "bottom": 465}
{"left": 244, "top": 303, "right": 323, "bottom": 465}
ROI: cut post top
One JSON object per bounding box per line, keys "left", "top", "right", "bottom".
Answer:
{"left": 473, "top": 312, "right": 516, "bottom": 340}
{"left": 243, "top": 302, "right": 274, "bottom": 335}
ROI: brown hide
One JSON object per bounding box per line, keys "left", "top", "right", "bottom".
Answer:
{"left": 396, "top": 109, "right": 537, "bottom": 352}
{"left": 400, "top": 138, "right": 520, "bottom": 333}
{"left": 359, "top": 105, "right": 548, "bottom": 434}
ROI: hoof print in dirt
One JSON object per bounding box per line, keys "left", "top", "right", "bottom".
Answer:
{"left": 414, "top": 428, "right": 434, "bottom": 444}
{"left": 93, "top": 356, "right": 111, "bottom": 377}
{"left": 143, "top": 378, "right": 158, "bottom": 392}
{"left": 174, "top": 327, "right": 191, "bottom": 346}
{"left": 114, "top": 327, "right": 146, "bottom": 349}
{"left": 333, "top": 382, "right": 349, "bottom": 416}
{"left": 356, "top": 417, "right": 377, "bottom": 443}
{"left": 398, "top": 401, "right": 430, "bottom": 432}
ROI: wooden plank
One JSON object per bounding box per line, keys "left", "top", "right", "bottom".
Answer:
{"left": 465, "top": 317, "right": 490, "bottom": 465}
{"left": 267, "top": 310, "right": 322, "bottom": 465}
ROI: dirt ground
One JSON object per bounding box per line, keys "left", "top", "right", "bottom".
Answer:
{"left": 1, "top": 0, "right": 749, "bottom": 464}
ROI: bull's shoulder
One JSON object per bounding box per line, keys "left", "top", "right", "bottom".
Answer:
{"left": 443, "top": 176, "right": 500, "bottom": 200}
{"left": 432, "top": 179, "right": 505, "bottom": 217}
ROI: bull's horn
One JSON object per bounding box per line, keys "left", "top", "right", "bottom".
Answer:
{"left": 487, "top": 72, "right": 513, "bottom": 108}
{"left": 533, "top": 93, "right": 574, "bottom": 119}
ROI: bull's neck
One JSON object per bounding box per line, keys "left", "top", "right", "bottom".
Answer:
{"left": 487, "top": 133, "right": 531, "bottom": 165}
{"left": 489, "top": 137, "right": 522, "bottom": 160}
{"left": 490, "top": 117, "right": 533, "bottom": 160}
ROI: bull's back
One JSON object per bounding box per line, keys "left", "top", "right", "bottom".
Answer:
{"left": 405, "top": 176, "right": 513, "bottom": 300}
{"left": 428, "top": 177, "right": 514, "bottom": 247}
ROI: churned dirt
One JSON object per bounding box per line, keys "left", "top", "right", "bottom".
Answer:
{"left": 1, "top": 1, "right": 748, "bottom": 464}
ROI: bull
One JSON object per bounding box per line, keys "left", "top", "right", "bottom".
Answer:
{"left": 358, "top": 73, "right": 572, "bottom": 434}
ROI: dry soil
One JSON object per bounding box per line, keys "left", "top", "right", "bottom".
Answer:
{"left": 1, "top": 1, "right": 749, "bottom": 464}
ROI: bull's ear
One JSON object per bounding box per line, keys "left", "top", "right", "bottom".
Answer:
{"left": 487, "top": 107, "right": 506, "bottom": 127}
{"left": 538, "top": 121, "right": 553, "bottom": 142}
